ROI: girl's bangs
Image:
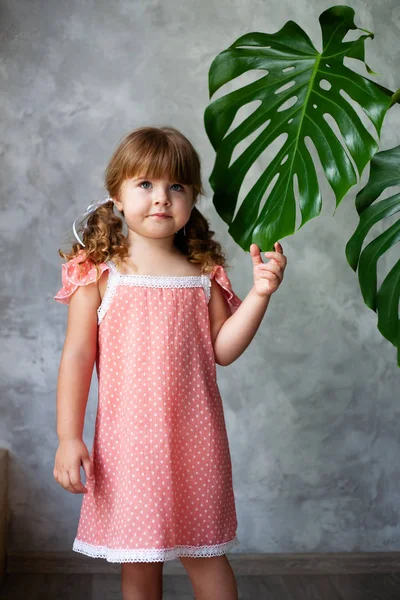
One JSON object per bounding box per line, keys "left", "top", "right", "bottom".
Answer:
{"left": 123, "top": 141, "right": 196, "bottom": 185}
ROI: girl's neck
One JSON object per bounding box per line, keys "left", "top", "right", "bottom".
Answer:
{"left": 113, "top": 251, "right": 196, "bottom": 276}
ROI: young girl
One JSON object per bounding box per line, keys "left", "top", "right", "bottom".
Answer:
{"left": 53, "top": 126, "right": 286, "bottom": 600}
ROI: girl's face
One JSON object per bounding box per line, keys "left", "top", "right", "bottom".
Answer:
{"left": 113, "top": 175, "right": 194, "bottom": 239}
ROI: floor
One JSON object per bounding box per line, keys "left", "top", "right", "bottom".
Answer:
{"left": 0, "top": 572, "right": 399, "bottom": 599}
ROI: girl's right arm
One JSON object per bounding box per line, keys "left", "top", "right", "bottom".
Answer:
{"left": 53, "top": 280, "right": 101, "bottom": 495}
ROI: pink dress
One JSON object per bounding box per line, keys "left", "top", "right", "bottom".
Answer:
{"left": 54, "top": 250, "right": 242, "bottom": 563}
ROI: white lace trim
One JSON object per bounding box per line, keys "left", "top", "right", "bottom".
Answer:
{"left": 97, "top": 266, "right": 120, "bottom": 325}
{"left": 72, "top": 535, "right": 240, "bottom": 563}
{"left": 97, "top": 260, "right": 211, "bottom": 324}
{"left": 203, "top": 275, "right": 211, "bottom": 304}
{"left": 109, "top": 260, "right": 210, "bottom": 285}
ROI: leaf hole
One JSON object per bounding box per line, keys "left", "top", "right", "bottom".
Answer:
{"left": 228, "top": 112, "right": 270, "bottom": 168}
{"left": 313, "top": 104, "right": 317, "bottom": 109}
{"left": 280, "top": 154, "right": 289, "bottom": 166}
{"left": 288, "top": 118, "right": 294, "bottom": 124}
{"left": 322, "top": 113, "right": 359, "bottom": 177}
{"left": 277, "top": 96, "right": 298, "bottom": 112}
{"left": 282, "top": 66, "right": 295, "bottom": 72}
{"left": 225, "top": 99, "right": 263, "bottom": 140}
{"left": 233, "top": 133, "right": 288, "bottom": 222}
{"left": 274, "top": 80, "right": 296, "bottom": 94}
{"left": 256, "top": 173, "right": 281, "bottom": 220}
{"left": 304, "top": 135, "right": 336, "bottom": 214}
{"left": 293, "top": 173, "right": 303, "bottom": 229}
{"left": 209, "top": 69, "right": 267, "bottom": 102}
{"left": 342, "top": 29, "right": 364, "bottom": 43}
{"left": 339, "top": 89, "right": 378, "bottom": 138}
{"left": 319, "top": 79, "right": 331, "bottom": 91}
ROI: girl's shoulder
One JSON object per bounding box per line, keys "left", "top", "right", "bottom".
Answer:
{"left": 54, "top": 249, "right": 110, "bottom": 305}
{"left": 210, "top": 264, "right": 242, "bottom": 315}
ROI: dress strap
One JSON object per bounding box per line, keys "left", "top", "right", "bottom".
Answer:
{"left": 97, "top": 261, "right": 121, "bottom": 324}
{"left": 202, "top": 274, "right": 212, "bottom": 304}
{"left": 106, "top": 260, "right": 120, "bottom": 275}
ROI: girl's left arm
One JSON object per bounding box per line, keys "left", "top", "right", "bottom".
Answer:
{"left": 213, "top": 242, "right": 287, "bottom": 366}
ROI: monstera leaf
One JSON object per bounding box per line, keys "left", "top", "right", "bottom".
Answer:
{"left": 204, "top": 5, "right": 394, "bottom": 252}
{"left": 346, "top": 146, "right": 400, "bottom": 366}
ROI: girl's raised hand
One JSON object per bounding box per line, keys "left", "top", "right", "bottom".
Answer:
{"left": 250, "top": 242, "right": 287, "bottom": 298}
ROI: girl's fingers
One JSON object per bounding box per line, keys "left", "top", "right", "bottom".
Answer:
{"left": 258, "top": 262, "right": 283, "bottom": 278}
{"left": 58, "top": 469, "right": 85, "bottom": 494}
{"left": 264, "top": 242, "right": 286, "bottom": 266}
{"left": 258, "top": 262, "right": 280, "bottom": 272}
{"left": 60, "top": 471, "right": 73, "bottom": 493}
{"left": 264, "top": 252, "right": 285, "bottom": 264}
{"left": 68, "top": 468, "right": 87, "bottom": 494}
{"left": 250, "top": 243, "right": 264, "bottom": 266}
{"left": 259, "top": 270, "right": 281, "bottom": 282}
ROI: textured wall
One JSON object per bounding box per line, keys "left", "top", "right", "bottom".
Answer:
{"left": 1, "top": 0, "right": 400, "bottom": 555}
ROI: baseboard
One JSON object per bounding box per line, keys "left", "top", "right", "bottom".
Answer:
{"left": 6, "top": 551, "right": 400, "bottom": 576}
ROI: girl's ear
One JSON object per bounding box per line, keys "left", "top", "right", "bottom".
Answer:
{"left": 112, "top": 197, "right": 123, "bottom": 213}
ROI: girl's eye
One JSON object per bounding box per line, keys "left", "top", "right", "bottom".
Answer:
{"left": 139, "top": 181, "right": 183, "bottom": 191}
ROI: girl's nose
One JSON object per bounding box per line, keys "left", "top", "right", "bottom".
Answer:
{"left": 155, "top": 194, "right": 170, "bottom": 204}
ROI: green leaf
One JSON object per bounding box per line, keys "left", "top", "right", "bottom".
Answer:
{"left": 345, "top": 145, "right": 400, "bottom": 366}
{"left": 205, "top": 5, "right": 393, "bottom": 252}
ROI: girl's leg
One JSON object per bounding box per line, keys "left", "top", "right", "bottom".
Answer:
{"left": 121, "top": 561, "right": 164, "bottom": 600}
{"left": 179, "top": 554, "right": 239, "bottom": 600}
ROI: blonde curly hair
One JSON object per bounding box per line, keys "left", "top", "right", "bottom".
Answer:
{"left": 58, "top": 126, "right": 230, "bottom": 279}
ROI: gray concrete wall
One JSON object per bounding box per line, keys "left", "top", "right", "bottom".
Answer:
{"left": 1, "top": 0, "right": 400, "bottom": 554}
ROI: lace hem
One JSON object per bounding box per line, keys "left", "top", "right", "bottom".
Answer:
{"left": 72, "top": 535, "right": 240, "bottom": 563}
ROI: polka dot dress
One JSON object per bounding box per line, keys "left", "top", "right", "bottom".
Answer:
{"left": 54, "top": 249, "right": 242, "bottom": 563}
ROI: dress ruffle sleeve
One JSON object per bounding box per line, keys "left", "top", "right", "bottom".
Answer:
{"left": 210, "top": 265, "right": 242, "bottom": 315}
{"left": 54, "top": 250, "right": 109, "bottom": 305}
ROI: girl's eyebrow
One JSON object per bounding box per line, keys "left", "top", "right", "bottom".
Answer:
{"left": 132, "top": 177, "right": 185, "bottom": 185}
